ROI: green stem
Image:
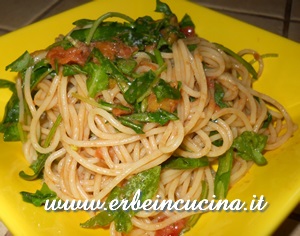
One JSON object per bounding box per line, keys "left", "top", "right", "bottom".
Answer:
{"left": 154, "top": 49, "right": 164, "bottom": 66}
{"left": 43, "top": 114, "right": 62, "bottom": 147}
{"left": 86, "top": 12, "right": 135, "bottom": 44}
{"left": 213, "top": 43, "right": 258, "bottom": 80}
{"left": 249, "top": 53, "right": 279, "bottom": 64}
{"left": 19, "top": 114, "right": 62, "bottom": 181}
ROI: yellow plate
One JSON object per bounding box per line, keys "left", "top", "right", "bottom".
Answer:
{"left": 0, "top": 0, "right": 300, "bottom": 235}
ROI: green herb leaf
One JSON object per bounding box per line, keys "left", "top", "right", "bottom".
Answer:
{"left": 85, "top": 12, "right": 134, "bottom": 44}
{"left": 180, "top": 14, "right": 195, "bottom": 28}
{"left": 200, "top": 180, "right": 209, "bottom": 200}
{"left": 81, "top": 166, "right": 161, "bottom": 233}
{"left": 6, "top": 51, "right": 34, "bottom": 72}
{"left": 20, "top": 183, "right": 58, "bottom": 207}
{"left": 0, "top": 122, "right": 20, "bottom": 141}
{"left": 153, "top": 49, "right": 164, "bottom": 66}
{"left": 0, "top": 79, "right": 16, "bottom": 91}
{"left": 214, "top": 43, "right": 258, "bottom": 80}
{"left": 116, "top": 59, "right": 137, "bottom": 75}
{"left": 0, "top": 80, "right": 20, "bottom": 141}
{"left": 72, "top": 18, "right": 94, "bottom": 27}
{"left": 232, "top": 131, "right": 268, "bottom": 166}
{"left": 84, "top": 62, "right": 109, "bottom": 97}
{"left": 153, "top": 79, "right": 181, "bottom": 102}
{"left": 262, "top": 112, "right": 272, "bottom": 129}
{"left": 19, "top": 153, "right": 49, "bottom": 180}
{"left": 47, "top": 39, "right": 73, "bottom": 50}
{"left": 124, "top": 70, "right": 156, "bottom": 104}
{"left": 214, "top": 148, "right": 234, "bottom": 199}
{"left": 162, "top": 156, "right": 209, "bottom": 169}
{"left": 63, "top": 64, "right": 86, "bottom": 76}
{"left": 214, "top": 82, "right": 228, "bottom": 108}
{"left": 70, "top": 22, "right": 132, "bottom": 43}
{"left": 118, "top": 116, "right": 145, "bottom": 134}
{"left": 122, "top": 109, "right": 178, "bottom": 126}
{"left": 81, "top": 209, "right": 115, "bottom": 228}
{"left": 0, "top": 88, "right": 19, "bottom": 126}
{"left": 123, "top": 166, "right": 161, "bottom": 201}
{"left": 114, "top": 211, "right": 133, "bottom": 233}
{"left": 80, "top": 186, "right": 121, "bottom": 228}
{"left": 155, "top": 0, "right": 173, "bottom": 15}
{"left": 19, "top": 115, "right": 62, "bottom": 180}
{"left": 98, "top": 100, "right": 131, "bottom": 113}
{"left": 92, "top": 48, "right": 130, "bottom": 93}
{"left": 69, "top": 2, "right": 184, "bottom": 51}
{"left": 209, "top": 130, "right": 223, "bottom": 147}
{"left": 30, "top": 60, "right": 53, "bottom": 90}
{"left": 187, "top": 44, "right": 198, "bottom": 52}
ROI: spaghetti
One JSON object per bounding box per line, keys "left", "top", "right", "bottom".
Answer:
{"left": 0, "top": 1, "right": 297, "bottom": 235}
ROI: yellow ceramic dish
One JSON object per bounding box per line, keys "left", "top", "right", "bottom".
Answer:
{"left": 0, "top": 0, "right": 300, "bottom": 235}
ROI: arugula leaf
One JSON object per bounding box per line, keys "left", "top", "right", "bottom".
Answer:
{"left": 0, "top": 80, "right": 18, "bottom": 117}
{"left": 115, "top": 166, "right": 161, "bottom": 232}
{"left": 20, "top": 183, "right": 58, "bottom": 207}
{"left": 262, "top": 112, "right": 272, "bottom": 129}
{"left": 209, "top": 130, "right": 223, "bottom": 147}
{"left": 70, "top": 11, "right": 135, "bottom": 45}
{"left": 214, "top": 148, "right": 233, "bottom": 199}
{"left": 47, "top": 39, "right": 73, "bottom": 50}
{"left": 123, "top": 166, "right": 161, "bottom": 201}
{"left": 214, "top": 43, "right": 258, "bottom": 80}
{"left": 98, "top": 100, "right": 131, "bottom": 113}
{"left": 0, "top": 79, "right": 16, "bottom": 91}
{"left": 187, "top": 44, "right": 198, "bottom": 52}
{"left": 214, "top": 131, "right": 268, "bottom": 199}
{"left": 63, "top": 64, "right": 87, "bottom": 76}
{"left": 214, "top": 82, "right": 228, "bottom": 108}
{"left": 71, "top": 19, "right": 161, "bottom": 50}
{"left": 124, "top": 70, "right": 157, "bottom": 104}
{"left": 0, "top": 122, "right": 20, "bottom": 141}
{"left": 72, "top": 18, "right": 94, "bottom": 27}
{"left": 0, "top": 64, "right": 46, "bottom": 142}
{"left": 19, "top": 115, "right": 62, "bottom": 180}
{"left": 70, "top": 22, "right": 133, "bottom": 43}
{"left": 0, "top": 80, "right": 20, "bottom": 141}
{"left": 81, "top": 166, "right": 161, "bottom": 233}
{"left": 72, "top": 93, "right": 132, "bottom": 116}
{"left": 153, "top": 79, "right": 181, "bottom": 102}
{"left": 114, "top": 210, "right": 133, "bottom": 233}
{"left": 84, "top": 62, "right": 109, "bottom": 97}
{"left": 19, "top": 153, "right": 49, "bottom": 180}
{"left": 116, "top": 58, "right": 137, "bottom": 75}
{"left": 30, "top": 59, "right": 53, "bottom": 90}
{"left": 81, "top": 186, "right": 121, "bottom": 228}
{"left": 155, "top": 0, "right": 173, "bottom": 15}
{"left": 123, "top": 109, "right": 178, "bottom": 126}
{"left": 92, "top": 48, "right": 130, "bottom": 93}
{"left": 200, "top": 180, "right": 209, "bottom": 200}
{"left": 153, "top": 49, "right": 164, "bottom": 66}
{"left": 162, "top": 156, "right": 209, "bottom": 169}
{"left": 232, "top": 131, "right": 268, "bottom": 166}
{"left": 118, "top": 109, "right": 178, "bottom": 133}
{"left": 180, "top": 14, "right": 195, "bottom": 28}
{"left": 70, "top": 1, "right": 185, "bottom": 51}
{"left": 118, "top": 117, "right": 145, "bottom": 134}
{"left": 85, "top": 12, "right": 135, "bottom": 45}
{"left": 5, "top": 51, "right": 34, "bottom": 72}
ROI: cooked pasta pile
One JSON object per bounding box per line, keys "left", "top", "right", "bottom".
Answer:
{"left": 0, "top": 1, "right": 297, "bottom": 235}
